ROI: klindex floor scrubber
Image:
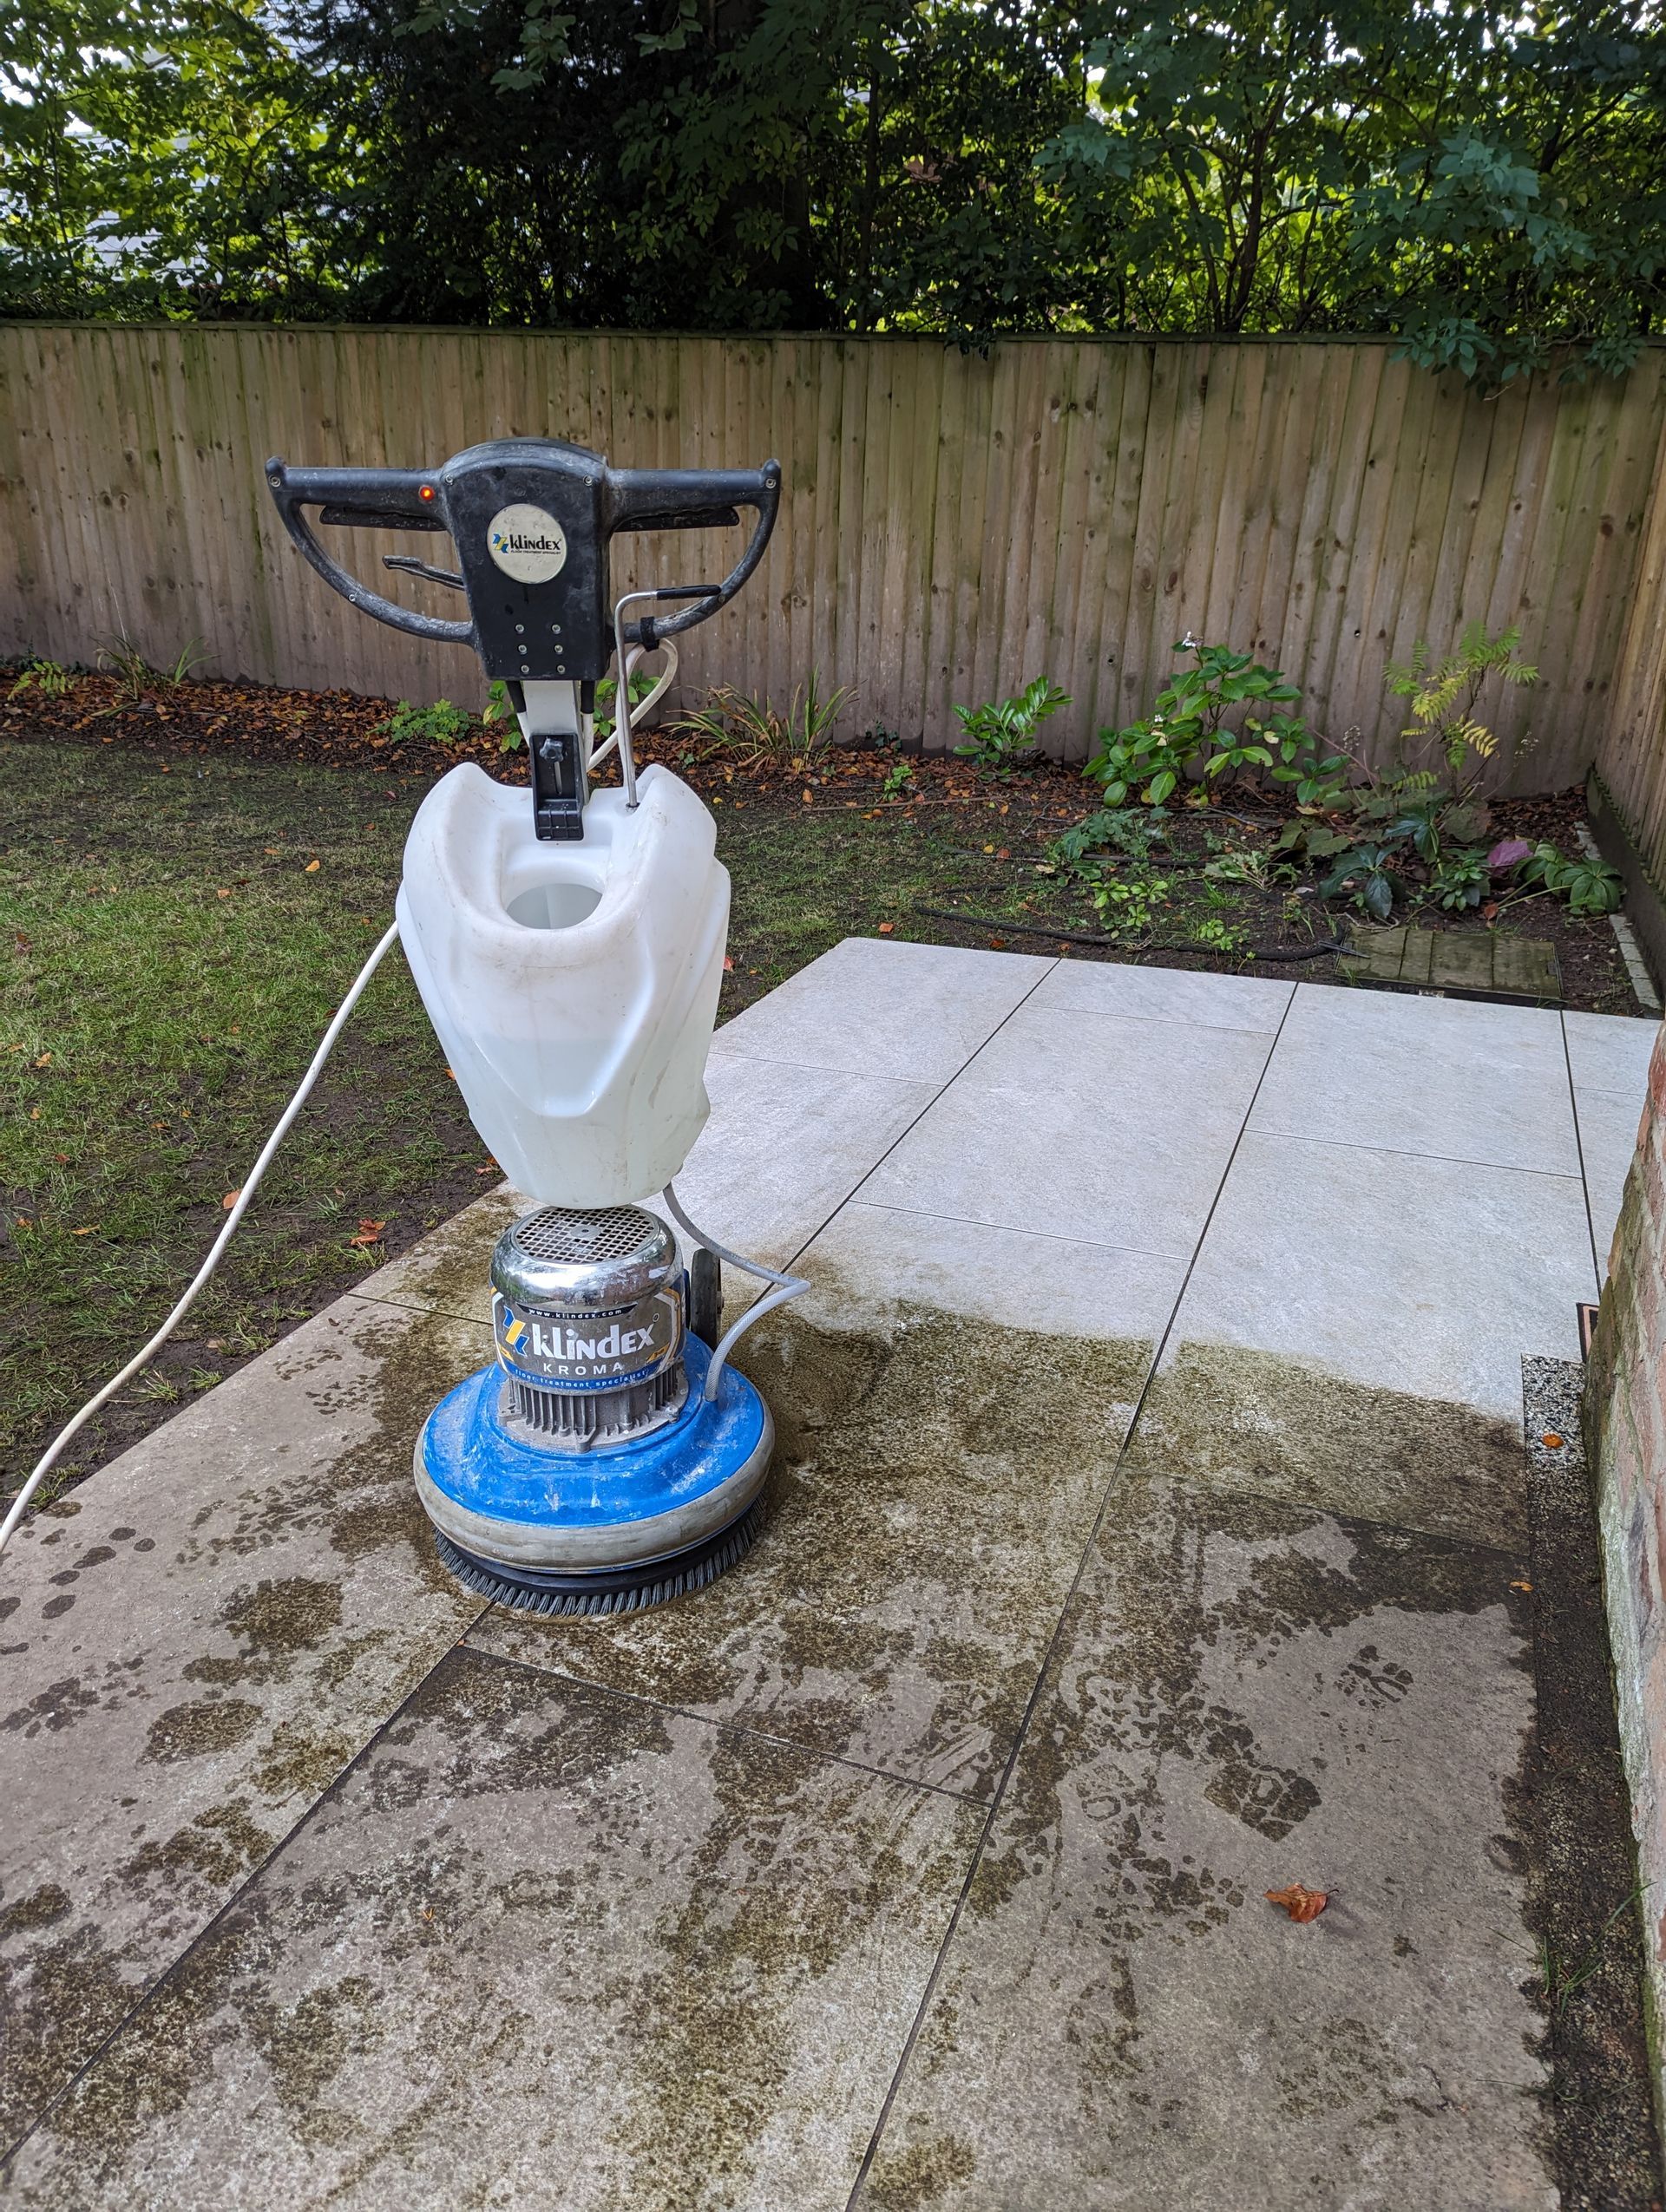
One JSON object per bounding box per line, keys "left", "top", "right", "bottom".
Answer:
{"left": 257, "top": 435, "right": 798, "bottom": 1614}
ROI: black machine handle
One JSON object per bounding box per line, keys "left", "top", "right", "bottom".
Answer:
{"left": 264, "top": 450, "right": 780, "bottom": 658}
{"left": 265, "top": 462, "right": 474, "bottom": 646}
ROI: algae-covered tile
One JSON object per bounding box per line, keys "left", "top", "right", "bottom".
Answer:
{"left": 0, "top": 1299, "right": 490, "bottom": 2146}
{"left": 3, "top": 1649, "right": 982, "bottom": 2212}
{"left": 858, "top": 1477, "right": 1552, "bottom": 2212}
{"left": 470, "top": 1279, "right": 1149, "bottom": 1798}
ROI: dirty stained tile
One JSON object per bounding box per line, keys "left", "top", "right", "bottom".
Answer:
{"left": 348, "top": 1182, "right": 521, "bottom": 1321}
{"left": 858, "top": 1476, "right": 1552, "bottom": 2212}
{"left": 710, "top": 934, "right": 1053, "bottom": 1084}
{"left": 470, "top": 1298, "right": 1147, "bottom": 1797}
{"left": 0, "top": 1298, "right": 489, "bottom": 2149}
{"left": 3, "top": 1647, "right": 983, "bottom": 2212}
{"left": 1126, "top": 1130, "right": 1594, "bottom": 1549}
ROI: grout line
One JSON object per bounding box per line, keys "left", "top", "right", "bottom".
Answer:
{"left": 1234, "top": 1123, "right": 1588, "bottom": 1184}
{"left": 462, "top": 1638, "right": 987, "bottom": 1806}
{"left": 826, "top": 1196, "right": 1190, "bottom": 1266}
{"left": 705, "top": 1042, "right": 945, "bottom": 1087}
{"left": 842, "top": 984, "right": 1298, "bottom": 2208}
{"left": 0, "top": 1607, "right": 491, "bottom": 2167}
{"left": 1561, "top": 1008, "right": 1605, "bottom": 1296}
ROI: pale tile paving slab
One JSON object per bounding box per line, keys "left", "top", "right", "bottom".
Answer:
{"left": 1026, "top": 958, "right": 1293, "bottom": 1035}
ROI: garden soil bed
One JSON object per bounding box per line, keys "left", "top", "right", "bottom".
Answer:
{"left": 3, "top": 665, "right": 1648, "bottom": 1017}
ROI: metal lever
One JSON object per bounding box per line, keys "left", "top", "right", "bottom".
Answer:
{"left": 611, "top": 587, "right": 717, "bottom": 808}
{"left": 383, "top": 553, "right": 466, "bottom": 591}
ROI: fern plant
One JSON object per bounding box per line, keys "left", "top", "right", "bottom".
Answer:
{"left": 1384, "top": 623, "right": 1538, "bottom": 795}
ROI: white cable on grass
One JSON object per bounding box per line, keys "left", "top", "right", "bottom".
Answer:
{"left": 0, "top": 920, "right": 402, "bottom": 1559}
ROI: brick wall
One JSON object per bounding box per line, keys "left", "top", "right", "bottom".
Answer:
{"left": 1586, "top": 1018, "right": 1666, "bottom": 2116}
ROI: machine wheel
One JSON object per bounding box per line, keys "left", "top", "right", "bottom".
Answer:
{"left": 689, "top": 1245, "right": 722, "bottom": 1349}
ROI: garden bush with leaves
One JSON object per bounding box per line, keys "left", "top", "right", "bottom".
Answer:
{"left": 952, "top": 677, "right": 1070, "bottom": 778}
{"left": 1086, "top": 638, "right": 1306, "bottom": 804}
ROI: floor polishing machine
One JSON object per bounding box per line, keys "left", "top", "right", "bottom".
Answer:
{"left": 259, "top": 435, "right": 801, "bottom": 1615}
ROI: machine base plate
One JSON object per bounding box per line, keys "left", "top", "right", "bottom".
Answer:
{"left": 434, "top": 1495, "right": 766, "bottom": 1616}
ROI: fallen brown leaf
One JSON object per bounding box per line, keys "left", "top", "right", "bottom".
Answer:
{"left": 1266, "top": 1882, "right": 1328, "bottom": 1923}
{"left": 71, "top": 1226, "right": 98, "bottom": 1236}
{"left": 222, "top": 1189, "right": 241, "bottom": 1209}
{"left": 34, "top": 1052, "right": 51, "bottom": 1067}
{"left": 877, "top": 921, "right": 895, "bottom": 934}
{"left": 348, "top": 1219, "right": 385, "bottom": 1248}
{"left": 1541, "top": 1433, "right": 1564, "bottom": 1449}
{"left": 305, "top": 858, "right": 320, "bottom": 873}
{"left": 1511, "top": 1579, "right": 1534, "bottom": 1593}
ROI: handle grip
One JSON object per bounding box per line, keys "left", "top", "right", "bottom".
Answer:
{"left": 612, "top": 461, "right": 781, "bottom": 647}
{"left": 265, "top": 458, "right": 474, "bottom": 646}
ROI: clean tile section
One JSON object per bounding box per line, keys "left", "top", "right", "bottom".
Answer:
{"left": 857, "top": 1002, "right": 1274, "bottom": 1256}
{"left": 710, "top": 933, "right": 1051, "bottom": 1083}
{"left": 4, "top": 1650, "right": 983, "bottom": 2212}
{"left": 1250, "top": 984, "right": 1580, "bottom": 1175}
{"left": 0, "top": 1299, "right": 490, "bottom": 2143}
{"left": 793, "top": 1198, "right": 1189, "bottom": 1344}
{"left": 1564, "top": 1008, "right": 1659, "bottom": 1096}
{"left": 1029, "top": 955, "right": 1292, "bottom": 1033}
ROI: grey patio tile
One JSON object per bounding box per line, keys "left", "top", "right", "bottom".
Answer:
{"left": 3, "top": 1648, "right": 983, "bottom": 2212}
{"left": 1028, "top": 955, "right": 1294, "bottom": 1034}
{"left": 792, "top": 1199, "right": 1189, "bottom": 1344}
{"left": 1126, "top": 1131, "right": 1594, "bottom": 1548}
{"left": 470, "top": 1270, "right": 1146, "bottom": 1799}
{"left": 0, "top": 1298, "right": 490, "bottom": 2149}
{"left": 1564, "top": 1007, "right": 1659, "bottom": 1097}
{"left": 1574, "top": 1083, "right": 1646, "bottom": 1273}
{"left": 858, "top": 1478, "right": 1551, "bottom": 2212}
{"left": 856, "top": 1005, "right": 1273, "bottom": 1257}
{"left": 709, "top": 934, "right": 1053, "bottom": 1084}
{"left": 347, "top": 1182, "right": 521, "bottom": 1323}
{"left": 1249, "top": 983, "right": 1579, "bottom": 1175}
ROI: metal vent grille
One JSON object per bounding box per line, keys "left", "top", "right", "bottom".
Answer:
{"left": 509, "top": 1206, "right": 659, "bottom": 1266}
{"left": 514, "top": 1366, "right": 680, "bottom": 1441}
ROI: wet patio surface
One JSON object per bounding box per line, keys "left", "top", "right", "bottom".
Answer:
{"left": 3, "top": 943, "right": 1656, "bottom": 2209}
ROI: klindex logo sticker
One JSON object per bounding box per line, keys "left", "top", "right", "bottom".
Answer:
{"left": 486, "top": 502, "right": 567, "bottom": 584}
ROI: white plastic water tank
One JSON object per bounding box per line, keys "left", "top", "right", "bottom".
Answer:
{"left": 396, "top": 762, "right": 729, "bottom": 1206}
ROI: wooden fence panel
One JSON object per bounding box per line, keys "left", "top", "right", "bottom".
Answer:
{"left": 2, "top": 323, "right": 1664, "bottom": 789}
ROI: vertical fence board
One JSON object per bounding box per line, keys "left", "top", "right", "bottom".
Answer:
{"left": 1, "top": 324, "right": 1663, "bottom": 789}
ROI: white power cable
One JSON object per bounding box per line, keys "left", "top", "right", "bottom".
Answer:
{"left": 0, "top": 920, "right": 402, "bottom": 1559}
{"left": 659, "top": 1180, "right": 808, "bottom": 1400}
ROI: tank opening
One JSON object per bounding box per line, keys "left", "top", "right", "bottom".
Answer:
{"left": 506, "top": 880, "right": 604, "bottom": 930}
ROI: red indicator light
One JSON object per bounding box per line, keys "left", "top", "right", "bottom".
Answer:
{"left": 419, "top": 484, "right": 436, "bottom": 501}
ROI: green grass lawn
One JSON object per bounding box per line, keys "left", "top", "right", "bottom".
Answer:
{"left": 0, "top": 741, "right": 974, "bottom": 1506}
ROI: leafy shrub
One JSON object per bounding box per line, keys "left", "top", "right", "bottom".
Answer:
{"left": 1050, "top": 806, "right": 1169, "bottom": 870}
{"left": 8, "top": 658, "right": 75, "bottom": 700}
{"left": 1384, "top": 622, "right": 1538, "bottom": 795}
{"left": 952, "top": 677, "right": 1071, "bottom": 778}
{"left": 1086, "top": 638, "right": 1305, "bottom": 805}
{"left": 1522, "top": 841, "right": 1623, "bottom": 915}
{"left": 1321, "top": 841, "right": 1403, "bottom": 923}
{"left": 1429, "top": 847, "right": 1491, "bottom": 911}
{"left": 383, "top": 697, "right": 476, "bottom": 745}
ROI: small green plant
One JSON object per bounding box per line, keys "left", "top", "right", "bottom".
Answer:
{"left": 1086, "top": 638, "right": 1305, "bottom": 805}
{"left": 382, "top": 697, "right": 476, "bottom": 746}
{"left": 1050, "top": 807, "right": 1169, "bottom": 871}
{"left": 1428, "top": 846, "right": 1491, "bottom": 911}
{"left": 881, "top": 759, "right": 915, "bottom": 799}
{"left": 593, "top": 667, "right": 663, "bottom": 749}
{"left": 1384, "top": 622, "right": 1538, "bottom": 797}
{"left": 96, "top": 632, "right": 154, "bottom": 707}
{"left": 1321, "top": 841, "right": 1402, "bottom": 923}
{"left": 1537, "top": 1882, "right": 1650, "bottom": 2018}
{"left": 952, "top": 677, "right": 1070, "bottom": 779}
{"left": 1269, "top": 723, "right": 1350, "bottom": 808}
{"left": 9, "top": 657, "right": 75, "bottom": 700}
{"left": 673, "top": 669, "right": 850, "bottom": 767}
{"left": 484, "top": 679, "right": 519, "bottom": 748}
{"left": 161, "top": 638, "right": 208, "bottom": 686}
{"left": 1090, "top": 867, "right": 1172, "bottom": 937}
{"left": 1523, "top": 841, "right": 1623, "bottom": 915}
{"left": 1203, "top": 845, "right": 1272, "bottom": 892}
